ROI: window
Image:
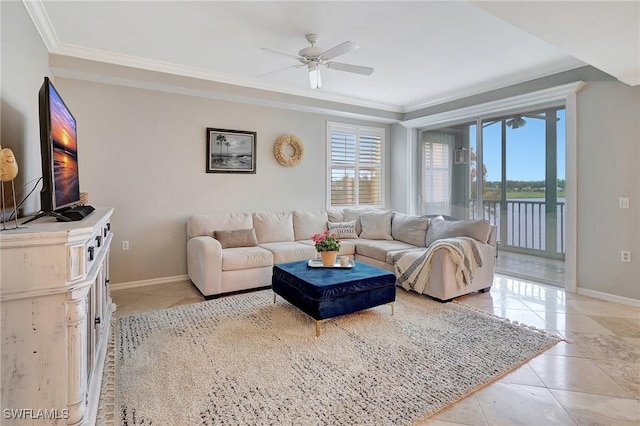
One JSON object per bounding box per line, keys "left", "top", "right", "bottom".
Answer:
{"left": 421, "top": 131, "right": 453, "bottom": 215}
{"left": 327, "top": 122, "right": 384, "bottom": 209}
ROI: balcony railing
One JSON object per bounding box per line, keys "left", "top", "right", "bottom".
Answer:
{"left": 471, "top": 200, "right": 565, "bottom": 259}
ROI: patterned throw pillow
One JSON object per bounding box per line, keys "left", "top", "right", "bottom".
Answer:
{"left": 327, "top": 220, "right": 359, "bottom": 239}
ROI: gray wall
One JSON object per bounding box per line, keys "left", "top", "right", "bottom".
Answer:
{"left": 1, "top": 1, "right": 52, "bottom": 214}
{"left": 576, "top": 82, "right": 640, "bottom": 299}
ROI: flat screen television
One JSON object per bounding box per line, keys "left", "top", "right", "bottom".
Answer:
{"left": 28, "top": 77, "right": 93, "bottom": 223}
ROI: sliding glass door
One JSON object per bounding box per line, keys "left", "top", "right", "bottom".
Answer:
{"left": 420, "top": 107, "right": 565, "bottom": 259}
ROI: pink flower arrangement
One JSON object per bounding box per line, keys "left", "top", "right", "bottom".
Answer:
{"left": 311, "top": 230, "right": 341, "bottom": 252}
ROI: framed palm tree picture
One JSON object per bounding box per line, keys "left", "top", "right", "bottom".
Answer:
{"left": 206, "top": 128, "right": 257, "bottom": 173}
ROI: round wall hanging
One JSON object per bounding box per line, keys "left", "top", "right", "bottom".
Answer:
{"left": 274, "top": 134, "right": 305, "bottom": 167}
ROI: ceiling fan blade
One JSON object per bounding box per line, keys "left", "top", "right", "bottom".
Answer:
{"left": 326, "top": 61, "right": 374, "bottom": 75}
{"left": 261, "top": 47, "right": 305, "bottom": 62}
{"left": 319, "top": 41, "right": 359, "bottom": 60}
{"left": 522, "top": 114, "right": 560, "bottom": 122}
{"left": 256, "top": 64, "right": 303, "bottom": 78}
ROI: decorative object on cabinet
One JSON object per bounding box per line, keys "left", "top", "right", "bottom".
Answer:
{"left": 206, "top": 128, "right": 256, "bottom": 174}
{"left": 0, "top": 145, "right": 21, "bottom": 230}
{"left": 0, "top": 208, "right": 114, "bottom": 426}
{"left": 274, "top": 134, "right": 304, "bottom": 167}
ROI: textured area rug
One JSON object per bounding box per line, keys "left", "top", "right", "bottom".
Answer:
{"left": 117, "top": 289, "right": 561, "bottom": 425}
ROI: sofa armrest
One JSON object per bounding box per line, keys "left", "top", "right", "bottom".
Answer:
{"left": 187, "top": 236, "right": 223, "bottom": 296}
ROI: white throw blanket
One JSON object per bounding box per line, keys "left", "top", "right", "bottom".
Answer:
{"left": 393, "top": 237, "right": 483, "bottom": 294}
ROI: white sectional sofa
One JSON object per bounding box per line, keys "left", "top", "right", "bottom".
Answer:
{"left": 186, "top": 209, "right": 497, "bottom": 301}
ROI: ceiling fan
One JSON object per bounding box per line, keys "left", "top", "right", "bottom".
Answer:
{"left": 484, "top": 114, "right": 561, "bottom": 129}
{"left": 260, "top": 34, "right": 374, "bottom": 89}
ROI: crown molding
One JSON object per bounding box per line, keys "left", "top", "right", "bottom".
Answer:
{"left": 21, "top": 0, "right": 58, "bottom": 50}
{"left": 50, "top": 43, "right": 404, "bottom": 114}
{"left": 399, "top": 81, "right": 586, "bottom": 129}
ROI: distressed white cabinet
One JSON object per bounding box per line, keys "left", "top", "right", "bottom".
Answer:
{"left": 0, "top": 208, "right": 114, "bottom": 425}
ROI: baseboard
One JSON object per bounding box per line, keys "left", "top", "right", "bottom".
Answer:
{"left": 111, "top": 275, "right": 190, "bottom": 291}
{"left": 577, "top": 288, "right": 640, "bottom": 308}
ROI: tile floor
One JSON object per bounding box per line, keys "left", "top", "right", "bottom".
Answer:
{"left": 496, "top": 250, "right": 566, "bottom": 287}
{"left": 111, "top": 275, "right": 640, "bottom": 426}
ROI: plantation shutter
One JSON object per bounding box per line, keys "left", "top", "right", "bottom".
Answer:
{"left": 328, "top": 123, "right": 384, "bottom": 209}
{"left": 422, "top": 131, "right": 452, "bottom": 215}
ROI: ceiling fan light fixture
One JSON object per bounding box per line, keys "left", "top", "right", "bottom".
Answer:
{"left": 308, "top": 62, "right": 321, "bottom": 89}
{"left": 507, "top": 116, "right": 527, "bottom": 129}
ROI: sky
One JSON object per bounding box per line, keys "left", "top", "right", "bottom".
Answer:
{"left": 471, "top": 110, "right": 565, "bottom": 182}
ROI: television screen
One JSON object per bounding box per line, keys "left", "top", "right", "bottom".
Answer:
{"left": 39, "top": 77, "right": 80, "bottom": 212}
{"left": 49, "top": 82, "right": 79, "bottom": 208}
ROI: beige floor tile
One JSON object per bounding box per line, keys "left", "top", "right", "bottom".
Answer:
{"left": 623, "top": 336, "right": 640, "bottom": 349}
{"left": 541, "top": 340, "right": 585, "bottom": 358}
{"left": 593, "top": 359, "right": 640, "bottom": 399}
{"left": 474, "top": 382, "right": 576, "bottom": 425}
{"left": 528, "top": 354, "right": 631, "bottom": 397}
{"left": 564, "top": 332, "right": 640, "bottom": 363}
{"left": 430, "top": 395, "right": 488, "bottom": 426}
{"left": 498, "top": 363, "right": 546, "bottom": 387}
{"left": 565, "top": 299, "right": 640, "bottom": 319}
{"left": 550, "top": 389, "right": 640, "bottom": 425}
{"left": 534, "top": 312, "right": 616, "bottom": 335}
{"left": 589, "top": 315, "right": 640, "bottom": 338}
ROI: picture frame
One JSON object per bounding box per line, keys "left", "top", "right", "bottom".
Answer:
{"left": 206, "top": 128, "right": 257, "bottom": 174}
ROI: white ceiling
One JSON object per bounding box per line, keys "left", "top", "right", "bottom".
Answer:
{"left": 27, "top": 1, "right": 639, "bottom": 113}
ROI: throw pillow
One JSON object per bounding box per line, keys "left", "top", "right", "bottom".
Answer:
{"left": 214, "top": 228, "right": 258, "bottom": 249}
{"left": 359, "top": 210, "right": 394, "bottom": 240}
{"left": 391, "top": 213, "right": 430, "bottom": 247}
{"left": 292, "top": 210, "right": 328, "bottom": 241}
{"left": 343, "top": 207, "right": 376, "bottom": 235}
{"left": 327, "top": 220, "right": 359, "bottom": 239}
{"left": 425, "top": 217, "right": 491, "bottom": 247}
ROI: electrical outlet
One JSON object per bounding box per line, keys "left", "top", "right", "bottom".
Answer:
{"left": 619, "top": 197, "right": 630, "bottom": 209}
{"left": 621, "top": 251, "right": 631, "bottom": 262}
{"left": 122, "top": 241, "right": 130, "bottom": 251}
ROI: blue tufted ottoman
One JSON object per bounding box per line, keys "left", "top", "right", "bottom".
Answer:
{"left": 272, "top": 260, "right": 396, "bottom": 336}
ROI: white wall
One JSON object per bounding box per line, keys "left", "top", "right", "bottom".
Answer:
{"left": 55, "top": 79, "right": 391, "bottom": 284}
{"left": 0, "top": 1, "right": 52, "bottom": 214}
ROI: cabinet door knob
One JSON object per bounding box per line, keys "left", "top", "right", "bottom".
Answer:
{"left": 95, "top": 236, "right": 102, "bottom": 247}
{"left": 88, "top": 246, "right": 94, "bottom": 261}
{"left": 94, "top": 316, "right": 101, "bottom": 325}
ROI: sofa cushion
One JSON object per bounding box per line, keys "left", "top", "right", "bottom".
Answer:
{"left": 222, "top": 246, "right": 273, "bottom": 271}
{"left": 425, "top": 217, "right": 492, "bottom": 247}
{"left": 258, "top": 242, "right": 317, "bottom": 264}
{"left": 187, "top": 212, "right": 253, "bottom": 239}
{"left": 214, "top": 228, "right": 258, "bottom": 249}
{"left": 327, "top": 220, "right": 358, "bottom": 239}
{"left": 327, "top": 210, "right": 344, "bottom": 223}
{"left": 343, "top": 207, "right": 376, "bottom": 235}
{"left": 392, "top": 213, "right": 430, "bottom": 247}
{"left": 359, "top": 210, "right": 394, "bottom": 240}
{"left": 253, "top": 212, "right": 295, "bottom": 243}
{"left": 293, "top": 210, "right": 328, "bottom": 241}
{"left": 356, "top": 239, "right": 418, "bottom": 263}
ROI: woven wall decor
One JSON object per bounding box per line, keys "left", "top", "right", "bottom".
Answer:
{"left": 274, "top": 134, "right": 304, "bottom": 167}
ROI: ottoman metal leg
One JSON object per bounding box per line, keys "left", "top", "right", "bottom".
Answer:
{"left": 389, "top": 302, "right": 394, "bottom": 316}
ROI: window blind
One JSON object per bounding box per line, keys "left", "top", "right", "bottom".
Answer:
{"left": 328, "top": 123, "right": 384, "bottom": 209}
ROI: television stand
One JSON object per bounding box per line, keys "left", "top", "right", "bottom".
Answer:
{"left": 22, "top": 205, "right": 95, "bottom": 224}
